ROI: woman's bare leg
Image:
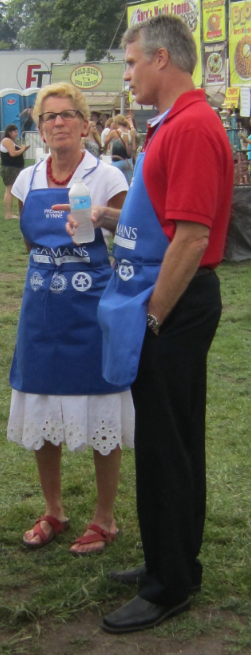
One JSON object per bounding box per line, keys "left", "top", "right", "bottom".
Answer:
{"left": 24, "top": 441, "right": 68, "bottom": 545}
{"left": 70, "top": 444, "right": 122, "bottom": 554}
{"left": 4, "top": 185, "right": 14, "bottom": 218}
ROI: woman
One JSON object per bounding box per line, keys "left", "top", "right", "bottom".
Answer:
{"left": 20, "top": 106, "right": 35, "bottom": 133}
{"left": 84, "top": 121, "right": 102, "bottom": 157}
{"left": 7, "top": 82, "right": 134, "bottom": 555}
{"left": 104, "top": 115, "right": 136, "bottom": 157}
{"left": 104, "top": 115, "right": 136, "bottom": 184}
{"left": 0, "top": 124, "right": 29, "bottom": 219}
{"left": 101, "top": 117, "right": 114, "bottom": 157}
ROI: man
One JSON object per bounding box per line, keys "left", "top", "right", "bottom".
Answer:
{"left": 244, "top": 116, "right": 251, "bottom": 160}
{"left": 68, "top": 14, "right": 233, "bottom": 633}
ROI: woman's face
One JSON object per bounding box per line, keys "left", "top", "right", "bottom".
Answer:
{"left": 39, "top": 96, "right": 88, "bottom": 153}
{"left": 9, "top": 129, "right": 18, "bottom": 140}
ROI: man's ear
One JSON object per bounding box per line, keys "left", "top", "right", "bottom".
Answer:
{"left": 156, "top": 47, "right": 169, "bottom": 69}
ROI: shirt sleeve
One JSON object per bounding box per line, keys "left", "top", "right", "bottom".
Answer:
{"left": 12, "top": 167, "right": 33, "bottom": 203}
{"left": 102, "top": 162, "right": 129, "bottom": 202}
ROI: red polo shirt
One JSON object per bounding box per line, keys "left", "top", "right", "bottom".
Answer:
{"left": 143, "top": 89, "right": 234, "bottom": 268}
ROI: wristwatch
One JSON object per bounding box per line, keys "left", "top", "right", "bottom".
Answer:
{"left": 147, "top": 314, "right": 160, "bottom": 332}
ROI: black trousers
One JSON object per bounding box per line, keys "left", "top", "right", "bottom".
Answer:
{"left": 131, "top": 271, "right": 222, "bottom": 606}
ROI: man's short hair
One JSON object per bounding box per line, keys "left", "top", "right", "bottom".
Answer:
{"left": 121, "top": 14, "right": 197, "bottom": 75}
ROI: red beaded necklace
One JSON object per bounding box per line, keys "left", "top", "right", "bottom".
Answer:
{"left": 47, "top": 152, "right": 84, "bottom": 186}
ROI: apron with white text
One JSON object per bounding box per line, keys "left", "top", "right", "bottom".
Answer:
{"left": 98, "top": 117, "right": 170, "bottom": 387}
{"left": 10, "top": 163, "right": 127, "bottom": 395}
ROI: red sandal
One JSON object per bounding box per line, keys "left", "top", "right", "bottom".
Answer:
{"left": 23, "top": 514, "right": 70, "bottom": 548}
{"left": 70, "top": 523, "right": 119, "bottom": 557}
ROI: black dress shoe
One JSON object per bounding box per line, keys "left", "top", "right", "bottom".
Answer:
{"left": 107, "top": 564, "right": 201, "bottom": 593}
{"left": 102, "top": 594, "right": 190, "bottom": 633}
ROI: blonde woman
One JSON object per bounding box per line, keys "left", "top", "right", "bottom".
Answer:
{"left": 104, "top": 114, "right": 136, "bottom": 159}
{"left": 7, "top": 82, "right": 134, "bottom": 555}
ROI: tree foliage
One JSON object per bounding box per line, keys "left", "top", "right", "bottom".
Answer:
{"left": 0, "top": 1, "right": 18, "bottom": 49}
{"left": 2, "top": 0, "right": 127, "bottom": 59}
{"left": 4, "top": 0, "right": 63, "bottom": 49}
{"left": 55, "top": 0, "right": 127, "bottom": 60}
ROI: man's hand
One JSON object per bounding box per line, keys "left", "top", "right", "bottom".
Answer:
{"left": 148, "top": 220, "right": 210, "bottom": 325}
{"left": 51, "top": 204, "right": 117, "bottom": 239}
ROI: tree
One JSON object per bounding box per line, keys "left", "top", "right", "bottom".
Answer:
{"left": 5, "top": 0, "right": 64, "bottom": 49}
{"left": 0, "top": 1, "right": 18, "bottom": 49}
{"left": 3, "top": 0, "right": 127, "bottom": 59}
{"left": 55, "top": 0, "right": 127, "bottom": 60}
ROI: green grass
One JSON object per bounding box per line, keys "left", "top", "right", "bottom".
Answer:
{"left": 1, "top": 175, "right": 251, "bottom": 653}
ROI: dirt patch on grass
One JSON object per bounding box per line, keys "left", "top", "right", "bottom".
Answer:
{"left": 0, "top": 273, "right": 23, "bottom": 282}
{"left": 2, "top": 609, "right": 251, "bottom": 655}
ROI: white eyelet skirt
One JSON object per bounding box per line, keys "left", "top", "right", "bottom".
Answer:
{"left": 7, "top": 389, "right": 135, "bottom": 456}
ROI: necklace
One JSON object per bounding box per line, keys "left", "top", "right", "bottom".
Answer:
{"left": 47, "top": 152, "right": 84, "bottom": 186}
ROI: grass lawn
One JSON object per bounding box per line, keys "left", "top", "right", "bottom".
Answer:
{"left": 1, "top": 174, "right": 251, "bottom": 654}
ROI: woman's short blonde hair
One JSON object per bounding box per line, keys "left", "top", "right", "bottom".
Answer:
{"left": 33, "top": 82, "right": 90, "bottom": 124}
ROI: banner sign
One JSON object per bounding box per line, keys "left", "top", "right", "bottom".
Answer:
{"left": 204, "top": 42, "right": 226, "bottom": 86}
{"left": 202, "top": 0, "right": 226, "bottom": 42}
{"left": 229, "top": 0, "right": 251, "bottom": 85}
{"left": 51, "top": 62, "right": 125, "bottom": 92}
{"left": 240, "top": 86, "right": 251, "bottom": 116}
{"left": 225, "top": 86, "right": 240, "bottom": 108}
{"left": 127, "top": 1, "right": 202, "bottom": 87}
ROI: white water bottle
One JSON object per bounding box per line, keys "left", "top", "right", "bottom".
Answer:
{"left": 69, "top": 177, "right": 94, "bottom": 244}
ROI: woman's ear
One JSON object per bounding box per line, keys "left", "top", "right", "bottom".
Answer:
{"left": 81, "top": 119, "right": 89, "bottom": 138}
{"left": 38, "top": 125, "right": 46, "bottom": 143}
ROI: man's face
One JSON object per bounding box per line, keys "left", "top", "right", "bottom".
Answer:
{"left": 124, "top": 36, "right": 159, "bottom": 106}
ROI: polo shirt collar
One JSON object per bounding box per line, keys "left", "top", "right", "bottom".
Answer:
{"left": 165, "top": 89, "right": 207, "bottom": 122}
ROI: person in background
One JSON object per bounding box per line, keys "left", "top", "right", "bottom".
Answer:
{"left": 20, "top": 106, "right": 35, "bottom": 133}
{"left": 78, "top": 14, "right": 233, "bottom": 632}
{"left": 104, "top": 114, "right": 136, "bottom": 161}
{"left": 104, "top": 115, "right": 137, "bottom": 184}
{"left": 244, "top": 117, "right": 251, "bottom": 161}
{"left": 96, "top": 112, "right": 109, "bottom": 136}
{"left": 0, "top": 124, "right": 29, "bottom": 219}
{"left": 111, "top": 139, "right": 134, "bottom": 185}
{"left": 84, "top": 121, "right": 102, "bottom": 157}
{"left": 7, "top": 82, "right": 134, "bottom": 555}
{"left": 101, "top": 117, "right": 114, "bottom": 156}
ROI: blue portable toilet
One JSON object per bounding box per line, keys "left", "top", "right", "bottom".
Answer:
{"left": 21, "top": 87, "right": 39, "bottom": 133}
{"left": 0, "top": 88, "right": 22, "bottom": 136}
{"left": 22, "top": 87, "right": 39, "bottom": 110}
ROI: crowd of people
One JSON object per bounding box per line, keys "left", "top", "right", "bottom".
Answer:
{"left": 83, "top": 111, "right": 138, "bottom": 184}
{"left": 3, "top": 13, "right": 234, "bottom": 636}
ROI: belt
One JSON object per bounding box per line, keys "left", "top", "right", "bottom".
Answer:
{"left": 195, "top": 267, "right": 212, "bottom": 277}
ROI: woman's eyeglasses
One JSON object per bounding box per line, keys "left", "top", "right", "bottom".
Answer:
{"left": 39, "top": 110, "right": 83, "bottom": 123}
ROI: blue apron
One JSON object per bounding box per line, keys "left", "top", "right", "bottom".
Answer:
{"left": 98, "top": 115, "right": 170, "bottom": 387}
{"left": 10, "top": 163, "right": 127, "bottom": 395}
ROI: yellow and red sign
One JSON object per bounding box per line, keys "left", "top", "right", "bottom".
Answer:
{"left": 127, "top": 1, "right": 202, "bottom": 87}
{"left": 225, "top": 86, "right": 240, "bottom": 108}
{"left": 202, "top": 0, "right": 226, "bottom": 42}
{"left": 229, "top": 0, "right": 251, "bottom": 85}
